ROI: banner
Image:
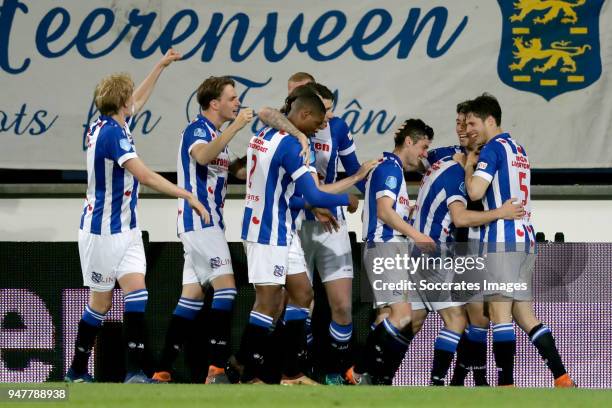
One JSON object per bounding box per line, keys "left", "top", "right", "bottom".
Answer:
{"left": 0, "top": 0, "right": 610, "bottom": 170}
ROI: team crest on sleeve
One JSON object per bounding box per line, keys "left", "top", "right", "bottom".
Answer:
{"left": 477, "top": 162, "right": 488, "bottom": 170}
{"left": 385, "top": 176, "right": 398, "bottom": 189}
{"left": 119, "top": 138, "right": 132, "bottom": 152}
{"left": 194, "top": 128, "right": 205, "bottom": 138}
{"left": 497, "top": 0, "right": 603, "bottom": 100}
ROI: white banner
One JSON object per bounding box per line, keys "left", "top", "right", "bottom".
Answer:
{"left": 1, "top": 0, "right": 610, "bottom": 170}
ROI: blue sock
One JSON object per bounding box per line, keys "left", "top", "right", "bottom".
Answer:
{"left": 382, "top": 318, "right": 411, "bottom": 349}
{"left": 249, "top": 311, "right": 274, "bottom": 330}
{"left": 82, "top": 304, "right": 106, "bottom": 327}
{"left": 329, "top": 320, "right": 353, "bottom": 344}
{"left": 284, "top": 304, "right": 309, "bottom": 322}
{"left": 492, "top": 323, "right": 516, "bottom": 386}
{"left": 434, "top": 328, "right": 461, "bottom": 353}
{"left": 492, "top": 323, "right": 516, "bottom": 342}
{"left": 124, "top": 289, "right": 148, "bottom": 313}
{"left": 305, "top": 316, "right": 313, "bottom": 346}
{"left": 173, "top": 297, "right": 204, "bottom": 320}
{"left": 211, "top": 288, "right": 237, "bottom": 311}
{"left": 467, "top": 324, "right": 488, "bottom": 344}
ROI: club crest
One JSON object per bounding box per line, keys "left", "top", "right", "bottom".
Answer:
{"left": 497, "top": 0, "right": 603, "bottom": 100}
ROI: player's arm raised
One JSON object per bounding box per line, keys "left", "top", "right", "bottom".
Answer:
{"left": 190, "top": 108, "right": 253, "bottom": 166}
{"left": 376, "top": 196, "right": 435, "bottom": 252}
{"left": 123, "top": 157, "right": 210, "bottom": 223}
{"left": 449, "top": 199, "right": 524, "bottom": 228}
{"left": 132, "top": 48, "right": 182, "bottom": 114}
{"left": 258, "top": 107, "right": 310, "bottom": 158}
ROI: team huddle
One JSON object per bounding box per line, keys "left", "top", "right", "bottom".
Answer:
{"left": 66, "top": 49, "right": 575, "bottom": 388}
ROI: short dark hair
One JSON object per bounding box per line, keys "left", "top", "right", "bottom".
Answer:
{"left": 196, "top": 76, "right": 235, "bottom": 110}
{"left": 290, "top": 93, "right": 326, "bottom": 117}
{"left": 311, "top": 83, "right": 335, "bottom": 102}
{"left": 394, "top": 119, "right": 434, "bottom": 147}
{"left": 456, "top": 100, "right": 470, "bottom": 115}
{"left": 466, "top": 93, "right": 502, "bottom": 126}
{"left": 282, "top": 84, "right": 319, "bottom": 113}
{"left": 288, "top": 72, "right": 315, "bottom": 83}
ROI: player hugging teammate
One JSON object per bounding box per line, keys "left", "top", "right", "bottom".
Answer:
{"left": 67, "top": 58, "right": 574, "bottom": 388}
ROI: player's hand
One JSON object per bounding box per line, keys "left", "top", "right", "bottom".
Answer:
{"left": 355, "top": 159, "right": 379, "bottom": 181}
{"left": 160, "top": 48, "right": 182, "bottom": 67}
{"left": 296, "top": 132, "right": 310, "bottom": 161}
{"left": 500, "top": 198, "right": 525, "bottom": 220}
{"left": 453, "top": 152, "right": 466, "bottom": 168}
{"left": 187, "top": 194, "right": 210, "bottom": 224}
{"left": 347, "top": 194, "right": 359, "bottom": 214}
{"left": 414, "top": 233, "right": 436, "bottom": 253}
{"left": 312, "top": 207, "right": 340, "bottom": 233}
{"left": 234, "top": 108, "right": 254, "bottom": 130}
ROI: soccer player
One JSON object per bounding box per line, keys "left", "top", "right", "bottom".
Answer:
{"left": 347, "top": 119, "right": 436, "bottom": 385}
{"left": 288, "top": 72, "right": 316, "bottom": 94}
{"left": 229, "top": 93, "right": 358, "bottom": 384}
{"left": 152, "top": 77, "right": 253, "bottom": 384}
{"left": 421, "top": 101, "right": 494, "bottom": 386}
{"left": 459, "top": 93, "right": 574, "bottom": 387}
{"left": 409, "top": 146, "right": 524, "bottom": 386}
{"left": 297, "top": 82, "right": 368, "bottom": 384}
{"left": 65, "top": 50, "right": 209, "bottom": 383}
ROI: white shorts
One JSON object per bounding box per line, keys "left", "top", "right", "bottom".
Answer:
{"left": 287, "top": 231, "right": 308, "bottom": 277}
{"left": 410, "top": 300, "right": 465, "bottom": 312}
{"left": 181, "top": 227, "right": 233, "bottom": 286}
{"left": 78, "top": 229, "right": 146, "bottom": 292}
{"left": 299, "top": 220, "right": 353, "bottom": 283}
{"left": 244, "top": 241, "right": 289, "bottom": 285}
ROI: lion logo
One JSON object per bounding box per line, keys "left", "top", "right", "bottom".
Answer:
{"left": 510, "top": 0, "right": 586, "bottom": 24}
{"left": 509, "top": 37, "right": 591, "bottom": 73}
{"left": 497, "top": 0, "right": 602, "bottom": 100}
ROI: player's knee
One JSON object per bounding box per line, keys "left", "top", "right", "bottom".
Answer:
{"left": 487, "top": 303, "right": 512, "bottom": 324}
{"left": 181, "top": 283, "right": 205, "bottom": 300}
{"left": 330, "top": 300, "right": 352, "bottom": 325}
{"left": 444, "top": 307, "right": 468, "bottom": 332}
{"left": 89, "top": 292, "right": 112, "bottom": 314}
{"left": 292, "top": 287, "right": 314, "bottom": 308}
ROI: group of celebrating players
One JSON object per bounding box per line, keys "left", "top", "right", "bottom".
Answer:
{"left": 65, "top": 49, "right": 575, "bottom": 388}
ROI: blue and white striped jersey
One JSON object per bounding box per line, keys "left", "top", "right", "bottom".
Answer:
{"left": 79, "top": 115, "right": 139, "bottom": 235}
{"left": 473, "top": 133, "right": 535, "bottom": 245}
{"left": 411, "top": 157, "right": 468, "bottom": 243}
{"left": 304, "top": 117, "right": 358, "bottom": 221}
{"left": 241, "top": 128, "right": 309, "bottom": 246}
{"left": 423, "top": 145, "right": 463, "bottom": 169}
{"left": 363, "top": 152, "right": 411, "bottom": 242}
{"left": 177, "top": 114, "right": 229, "bottom": 234}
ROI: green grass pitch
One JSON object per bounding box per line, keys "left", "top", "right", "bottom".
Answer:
{"left": 4, "top": 384, "right": 612, "bottom": 408}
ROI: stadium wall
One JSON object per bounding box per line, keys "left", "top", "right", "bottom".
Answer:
{"left": 1, "top": 198, "right": 611, "bottom": 243}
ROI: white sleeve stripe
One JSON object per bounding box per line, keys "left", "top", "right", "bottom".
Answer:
{"left": 187, "top": 139, "right": 208, "bottom": 154}
{"left": 338, "top": 144, "right": 356, "bottom": 156}
{"left": 447, "top": 195, "right": 467, "bottom": 206}
{"left": 118, "top": 152, "right": 138, "bottom": 167}
{"left": 375, "top": 190, "right": 397, "bottom": 201}
{"left": 473, "top": 170, "right": 493, "bottom": 183}
{"left": 291, "top": 166, "right": 309, "bottom": 181}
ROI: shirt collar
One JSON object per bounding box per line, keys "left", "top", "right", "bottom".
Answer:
{"left": 197, "top": 113, "right": 218, "bottom": 132}
{"left": 383, "top": 151, "right": 403, "bottom": 168}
